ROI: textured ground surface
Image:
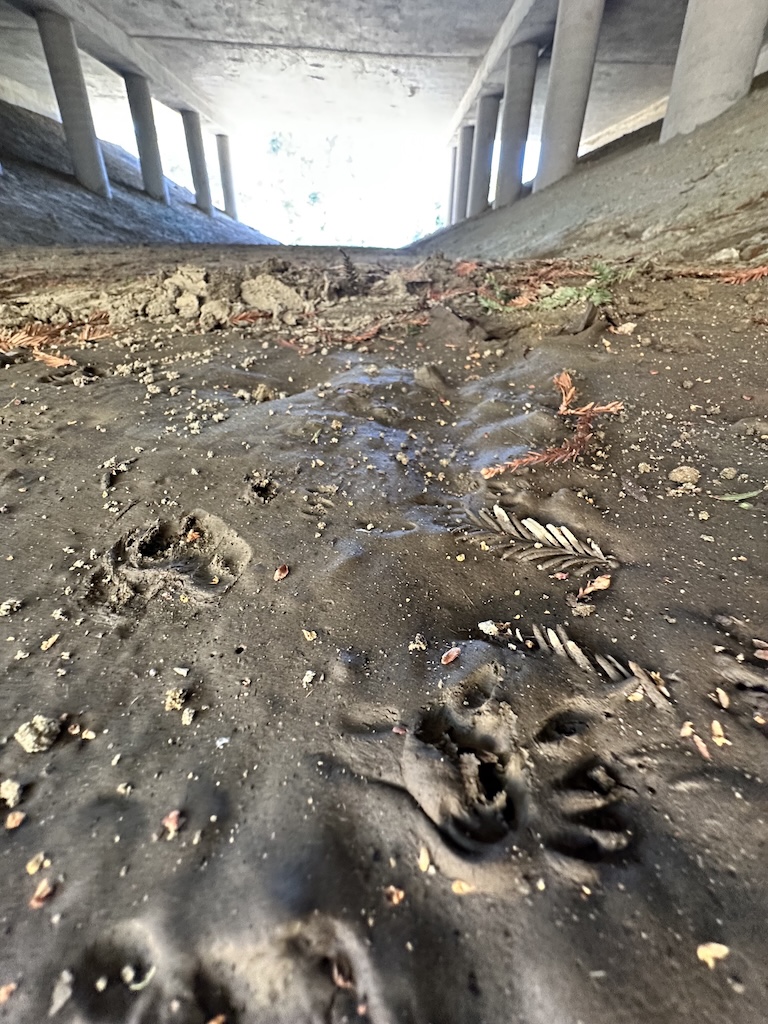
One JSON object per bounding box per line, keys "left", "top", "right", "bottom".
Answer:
{"left": 0, "top": 247, "right": 767, "bottom": 1023}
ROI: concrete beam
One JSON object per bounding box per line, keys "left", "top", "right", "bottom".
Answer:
{"left": 35, "top": 8, "right": 110, "bottom": 198}
{"left": 449, "top": 0, "right": 558, "bottom": 139}
{"left": 534, "top": 0, "right": 606, "bottom": 193}
{"left": 124, "top": 72, "right": 168, "bottom": 203}
{"left": 446, "top": 145, "right": 458, "bottom": 226}
{"left": 181, "top": 109, "right": 213, "bottom": 216}
{"left": 452, "top": 124, "right": 474, "bottom": 223}
{"left": 215, "top": 134, "right": 238, "bottom": 220}
{"left": 9, "top": 0, "right": 224, "bottom": 130}
{"left": 494, "top": 41, "right": 538, "bottom": 208}
{"left": 661, "top": 0, "right": 768, "bottom": 142}
{"left": 467, "top": 93, "right": 501, "bottom": 217}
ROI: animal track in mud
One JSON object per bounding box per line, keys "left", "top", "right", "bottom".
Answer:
{"left": 241, "top": 469, "right": 280, "bottom": 505}
{"left": 85, "top": 509, "right": 251, "bottom": 611}
{"left": 59, "top": 919, "right": 234, "bottom": 1024}
{"left": 345, "top": 649, "right": 645, "bottom": 868}
{"left": 412, "top": 687, "right": 635, "bottom": 863}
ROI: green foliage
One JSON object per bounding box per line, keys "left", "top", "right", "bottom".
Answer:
{"left": 537, "top": 261, "right": 635, "bottom": 310}
{"left": 478, "top": 272, "right": 517, "bottom": 312}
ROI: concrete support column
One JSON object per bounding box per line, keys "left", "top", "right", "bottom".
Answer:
{"left": 181, "top": 109, "right": 213, "bottom": 215}
{"left": 533, "top": 0, "right": 606, "bottom": 193}
{"left": 494, "top": 42, "right": 538, "bottom": 209}
{"left": 215, "top": 134, "right": 238, "bottom": 220}
{"left": 466, "top": 92, "right": 501, "bottom": 217}
{"left": 35, "top": 9, "right": 111, "bottom": 198}
{"left": 123, "top": 73, "right": 168, "bottom": 203}
{"left": 446, "top": 145, "right": 457, "bottom": 225}
{"left": 452, "top": 124, "right": 474, "bottom": 223}
{"left": 661, "top": 0, "right": 768, "bottom": 142}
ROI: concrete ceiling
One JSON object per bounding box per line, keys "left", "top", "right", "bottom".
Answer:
{"left": 0, "top": 0, "right": 692, "bottom": 140}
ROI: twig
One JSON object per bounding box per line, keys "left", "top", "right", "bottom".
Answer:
{"left": 481, "top": 371, "right": 623, "bottom": 479}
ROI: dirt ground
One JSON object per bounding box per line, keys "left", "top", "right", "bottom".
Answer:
{"left": 0, "top": 240, "right": 767, "bottom": 1024}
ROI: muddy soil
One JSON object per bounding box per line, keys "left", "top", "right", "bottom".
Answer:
{"left": 0, "top": 249, "right": 767, "bottom": 1024}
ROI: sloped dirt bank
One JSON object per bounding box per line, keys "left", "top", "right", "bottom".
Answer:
{"left": 0, "top": 249, "right": 767, "bottom": 1023}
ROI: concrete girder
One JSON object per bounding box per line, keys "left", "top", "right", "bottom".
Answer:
{"left": 661, "top": 0, "right": 768, "bottom": 142}
{"left": 35, "top": 8, "right": 111, "bottom": 197}
{"left": 447, "top": 145, "right": 458, "bottom": 226}
{"left": 467, "top": 92, "right": 501, "bottom": 217}
{"left": 215, "top": 134, "right": 238, "bottom": 221}
{"left": 452, "top": 124, "right": 474, "bottom": 223}
{"left": 533, "top": 0, "right": 606, "bottom": 193}
{"left": 494, "top": 41, "right": 538, "bottom": 208}
{"left": 181, "top": 109, "right": 213, "bottom": 216}
{"left": 123, "top": 72, "right": 168, "bottom": 203}
{"left": 450, "top": 0, "right": 558, "bottom": 140}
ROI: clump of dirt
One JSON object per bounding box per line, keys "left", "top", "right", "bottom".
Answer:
{"left": 0, "top": 246, "right": 767, "bottom": 1024}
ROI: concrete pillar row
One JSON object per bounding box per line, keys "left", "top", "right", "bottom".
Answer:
{"left": 533, "top": 0, "right": 606, "bottom": 193}
{"left": 35, "top": 9, "right": 111, "bottom": 198}
{"left": 215, "top": 134, "right": 238, "bottom": 220}
{"left": 661, "top": 0, "right": 768, "bottom": 142}
{"left": 452, "top": 123, "right": 474, "bottom": 223}
{"left": 181, "top": 109, "right": 213, "bottom": 216}
{"left": 123, "top": 72, "right": 168, "bottom": 203}
{"left": 446, "top": 145, "right": 458, "bottom": 226}
{"left": 466, "top": 92, "right": 501, "bottom": 218}
{"left": 494, "top": 42, "right": 539, "bottom": 209}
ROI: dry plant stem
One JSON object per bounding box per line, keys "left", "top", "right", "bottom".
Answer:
{"left": 481, "top": 371, "right": 623, "bottom": 479}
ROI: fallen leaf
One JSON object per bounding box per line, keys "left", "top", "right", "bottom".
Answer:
{"left": 712, "top": 490, "right": 762, "bottom": 501}
{"left": 273, "top": 564, "right": 290, "bottom": 582}
{"left": 0, "top": 982, "right": 17, "bottom": 1005}
{"left": 692, "top": 734, "right": 711, "bottom": 760}
{"left": 711, "top": 720, "right": 731, "bottom": 747}
{"left": 206, "top": 1016, "right": 227, "bottom": 1024}
{"left": 161, "top": 809, "right": 184, "bottom": 839}
{"left": 26, "top": 852, "right": 46, "bottom": 875}
{"left": 391, "top": 724, "right": 407, "bottom": 736}
{"left": 5, "top": 811, "right": 25, "bottom": 830}
{"left": 384, "top": 885, "right": 406, "bottom": 905}
{"left": 577, "top": 575, "right": 612, "bottom": 599}
{"left": 451, "top": 879, "right": 476, "bottom": 895}
{"left": 33, "top": 350, "right": 75, "bottom": 369}
{"left": 456, "top": 261, "right": 479, "bottom": 277}
{"left": 626, "top": 688, "right": 644, "bottom": 702}
{"left": 697, "top": 942, "right": 729, "bottom": 969}
{"left": 302, "top": 629, "right": 317, "bottom": 642}
{"left": 40, "top": 633, "right": 59, "bottom": 651}
{"left": 714, "top": 687, "right": 730, "bottom": 709}
{"left": 441, "top": 646, "right": 461, "bottom": 665}
{"left": 417, "top": 846, "right": 431, "bottom": 872}
{"left": 29, "top": 877, "right": 55, "bottom": 909}
{"left": 754, "top": 650, "right": 768, "bottom": 662}
{"left": 679, "top": 721, "right": 694, "bottom": 737}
